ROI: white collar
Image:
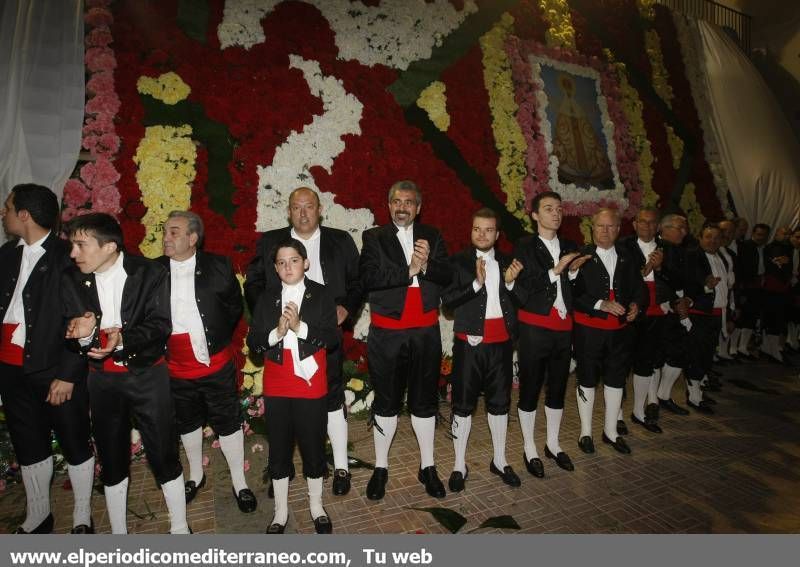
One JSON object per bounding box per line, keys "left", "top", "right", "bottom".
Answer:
{"left": 291, "top": 226, "right": 321, "bottom": 242}
{"left": 596, "top": 245, "right": 616, "bottom": 256}
{"left": 476, "top": 248, "right": 496, "bottom": 260}
{"left": 394, "top": 222, "right": 414, "bottom": 235}
{"left": 17, "top": 231, "right": 50, "bottom": 251}
{"left": 170, "top": 253, "right": 196, "bottom": 269}
{"left": 95, "top": 251, "right": 125, "bottom": 278}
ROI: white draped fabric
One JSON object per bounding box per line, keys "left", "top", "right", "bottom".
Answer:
{"left": 0, "top": 0, "right": 84, "bottom": 244}
{"left": 692, "top": 19, "right": 800, "bottom": 230}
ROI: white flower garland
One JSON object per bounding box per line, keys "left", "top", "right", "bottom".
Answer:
{"left": 528, "top": 54, "right": 628, "bottom": 209}
{"left": 672, "top": 13, "right": 732, "bottom": 216}
{"left": 218, "top": 0, "right": 477, "bottom": 70}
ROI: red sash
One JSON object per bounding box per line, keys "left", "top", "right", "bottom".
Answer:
{"left": 455, "top": 317, "right": 510, "bottom": 344}
{"left": 370, "top": 286, "right": 438, "bottom": 329}
{"left": 689, "top": 307, "right": 723, "bottom": 316}
{"left": 645, "top": 281, "right": 666, "bottom": 317}
{"left": 574, "top": 290, "right": 626, "bottom": 330}
{"left": 518, "top": 308, "right": 573, "bottom": 331}
{"left": 167, "top": 333, "right": 232, "bottom": 379}
{"left": 264, "top": 348, "right": 327, "bottom": 399}
{"left": 0, "top": 323, "right": 24, "bottom": 366}
{"left": 98, "top": 329, "right": 129, "bottom": 373}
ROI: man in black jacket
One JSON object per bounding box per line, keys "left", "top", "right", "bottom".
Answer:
{"left": 359, "top": 180, "right": 451, "bottom": 500}
{"left": 510, "top": 191, "right": 590, "bottom": 477}
{"left": 442, "top": 208, "right": 521, "bottom": 492}
{"left": 63, "top": 213, "right": 189, "bottom": 534}
{"left": 731, "top": 223, "right": 769, "bottom": 358}
{"left": 572, "top": 208, "right": 646, "bottom": 456}
{"left": 158, "top": 211, "right": 256, "bottom": 513}
{"left": 761, "top": 227, "right": 793, "bottom": 362}
{"left": 0, "top": 184, "right": 94, "bottom": 534}
{"left": 245, "top": 187, "right": 361, "bottom": 495}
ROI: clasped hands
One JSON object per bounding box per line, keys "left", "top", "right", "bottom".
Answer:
{"left": 65, "top": 312, "right": 121, "bottom": 360}
{"left": 598, "top": 299, "right": 639, "bottom": 322}
{"left": 276, "top": 301, "right": 302, "bottom": 340}
{"left": 409, "top": 239, "right": 430, "bottom": 278}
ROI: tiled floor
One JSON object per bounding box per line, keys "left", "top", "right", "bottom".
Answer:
{"left": 2, "top": 356, "right": 799, "bottom": 534}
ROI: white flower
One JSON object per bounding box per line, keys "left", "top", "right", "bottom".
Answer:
{"left": 344, "top": 389, "right": 356, "bottom": 407}
{"left": 350, "top": 400, "right": 366, "bottom": 414}
{"left": 365, "top": 390, "right": 374, "bottom": 408}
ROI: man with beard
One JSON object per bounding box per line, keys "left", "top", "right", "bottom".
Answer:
{"left": 510, "top": 191, "right": 590, "bottom": 476}
{"left": 442, "top": 208, "right": 521, "bottom": 492}
{"left": 245, "top": 187, "right": 362, "bottom": 495}
{"left": 359, "top": 180, "right": 451, "bottom": 500}
{"left": 572, "top": 208, "right": 646, "bottom": 455}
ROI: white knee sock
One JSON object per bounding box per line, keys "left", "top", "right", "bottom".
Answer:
{"left": 687, "top": 379, "right": 704, "bottom": 405}
{"left": 517, "top": 408, "right": 538, "bottom": 460}
{"left": 487, "top": 413, "right": 508, "bottom": 469}
{"left": 180, "top": 427, "right": 204, "bottom": 485}
{"left": 451, "top": 415, "right": 471, "bottom": 474}
{"left": 307, "top": 476, "right": 326, "bottom": 520}
{"left": 739, "top": 328, "right": 753, "bottom": 354}
{"left": 327, "top": 408, "right": 349, "bottom": 472}
{"left": 67, "top": 456, "right": 94, "bottom": 528}
{"left": 617, "top": 407, "right": 624, "bottom": 422}
{"left": 657, "top": 364, "right": 682, "bottom": 400}
{"left": 603, "top": 386, "right": 624, "bottom": 441}
{"left": 20, "top": 456, "right": 53, "bottom": 532}
{"left": 648, "top": 368, "right": 661, "bottom": 405}
{"left": 544, "top": 406, "right": 563, "bottom": 454}
{"left": 729, "top": 328, "right": 741, "bottom": 354}
{"left": 373, "top": 415, "right": 397, "bottom": 469}
{"left": 632, "top": 374, "right": 652, "bottom": 420}
{"left": 162, "top": 474, "right": 190, "bottom": 534}
{"left": 271, "top": 477, "right": 289, "bottom": 526}
{"left": 411, "top": 415, "right": 436, "bottom": 469}
{"left": 576, "top": 387, "right": 595, "bottom": 438}
{"left": 104, "top": 477, "right": 129, "bottom": 534}
{"left": 218, "top": 429, "right": 248, "bottom": 493}
{"left": 718, "top": 334, "right": 733, "bottom": 359}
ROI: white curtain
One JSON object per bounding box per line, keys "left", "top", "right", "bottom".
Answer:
{"left": 0, "top": 0, "right": 84, "bottom": 243}
{"left": 694, "top": 19, "right": 800, "bottom": 231}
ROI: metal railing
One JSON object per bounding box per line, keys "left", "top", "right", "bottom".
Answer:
{"left": 655, "top": 0, "right": 752, "bottom": 53}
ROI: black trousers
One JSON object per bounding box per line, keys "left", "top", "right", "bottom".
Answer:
{"left": 451, "top": 337, "right": 512, "bottom": 417}
{"left": 88, "top": 364, "right": 182, "bottom": 486}
{"left": 574, "top": 324, "right": 634, "bottom": 389}
{"left": 737, "top": 287, "right": 764, "bottom": 329}
{"left": 762, "top": 290, "right": 788, "bottom": 335}
{"left": 264, "top": 395, "right": 327, "bottom": 480}
{"left": 662, "top": 314, "right": 691, "bottom": 369}
{"left": 517, "top": 324, "right": 572, "bottom": 411}
{"left": 367, "top": 324, "right": 441, "bottom": 418}
{"left": 632, "top": 316, "right": 668, "bottom": 376}
{"left": 169, "top": 360, "right": 242, "bottom": 437}
{"left": 326, "top": 333, "right": 345, "bottom": 412}
{"left": 0, "top": 363, "right": 92, "bottom": 467}
{"left": 685, "top": 314, "right": 722, "bottom": 381}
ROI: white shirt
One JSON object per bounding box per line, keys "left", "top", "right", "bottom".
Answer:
{"left": 539, "top": 235, "right": 569, "bottom": 318}
{"left": 757, "top": 245, "right": 765, "bottom": 275}
{"left": 593, "top": 246, "right": 617, "bottom": 310}
{"left": 395, "top": 223, "right": 419, "bottom": 287}
{"left": 291, "top": 227, "right": 324, "bottom": 285}
{"left": 267, "top": 280, "right": 315, "bottom": 383}
{"left": 637, "top": 238, "right": 657, "bottom": 282}
{"left": 705, "top": 252, "right": 729, "bottom": 309}
{"left": 468, "top": 248, "right": 502, "bottom": 346}
{"left": 169, "top": 254, "right": 209, "bottom": 365}
{"left": 4, "top": 232, "right": 49, "bottom": 347}
{"left": 95, "top": 251, "right": 126, "bottom": 331}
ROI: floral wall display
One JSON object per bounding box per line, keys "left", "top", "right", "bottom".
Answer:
{"left": 64, "top": 0, "right": 728, "bottom": 421}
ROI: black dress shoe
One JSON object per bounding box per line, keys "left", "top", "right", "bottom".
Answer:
{"left": 701, "top": 382, "right": 722, "bottom": 392}
{"left": 631, "top": 413, "right": 663, "bottom": 434}
{"left": 185, "top": 476, "right": 206, "bottom": 503}
{"left": 233, "top": 488, "right": 257, "bottom": 513}
{"left": 490, "top": 461, "right": 522, "bottom": 487}
{"left": 70, "top": 520, "right": 94, "bottom": 534}
{"left": 658, "top": 397, "right": 690, "bottom": 416}
{"left": 708, "top": 369, "right": 722, "bottom": 378}
{"left": 332, "top": 469, "right": 351, "bottom": 496}
{"left": 544, "top": 446, "right": 574, "bottom": 471}
{"left": 366, "top": 467, "right": 388, "bottom": 501}
{"left": 265, "top": 522, "right": 286, "bottom": 534}
{"left": 448, "top": 467, "right": 468, "bottom": 492}
{"left": 313, "top": 515, "right": 333, "bottom": 534}
{"left": 14, "top": 513, "right": 54, "bottom": 534}
{"left": 522, "top": 455, "right": 544, "bottom": 477}
{"left": 616, "top": 420, "right": 629, "bottom": 435}
{"left": 578, "top": 436, "right": 595, "bottom": 454}
{"left": 645, "top": 402, "right": 659, "bottom": 421}
{"left": 687, "top": 399, "right": 714, "bottom": 414}
{"left": 417, "top": 466, "right": 446, "bottom": 498}
{"left": 602, "top": 432, "right": 631, "bottom": 454}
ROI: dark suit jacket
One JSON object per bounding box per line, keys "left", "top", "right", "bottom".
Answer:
{"left": 244, "top": 226, "right": 362, "bottom": 318}
{"left": 763, "top": 240, "right": 793, "bottom": 291}
{"left": 247, "top": 278, "right": 338, "bottom": 364}
{"left": 684, "top": 248, "right": 721, "bottom": 313}
{"left": 62, "top": 253, "right": 172, "bottom": 373}
{"left": 509, "top": 234, "right": 577, "bottom": 314}
{"left": 0, "top": 233, "right": 86, "bottom": 382}
{"left": 736, "top": 240, "right": 763, "bottom": 287}
{"left": 156, "top": 251, "right": 243, "bottom": 354}
{"left": 572, "top": 243, "right": 648, "bottom": 321}
{"left": 619, "top": 234, "right": 676, "bottom": 306}
{"left": 441, "top": 247, "right": 517, "bottom": 338}
{"left": 359, "top": 223, "right": 451, "bottom": 318}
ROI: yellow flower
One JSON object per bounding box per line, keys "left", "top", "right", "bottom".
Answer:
{"left": 137, "top": 72, "right": 191, "bottom": 105}
{"left": 242, "top": 375, "right": 254, "bottom": 390}
{"left": 579, "top": 216, "right": 593, "bottom": 245}
{"left": 679, "top": 182, "right": 706, "bottom": 235}
{"left": 347, "top": 378, "right": 364, "bottom": 392}
{"left": 539, "top": 0, "right": 576, "bottom": 50}
{"left": 417, "top": 81, "right": 450, "bottom": 132}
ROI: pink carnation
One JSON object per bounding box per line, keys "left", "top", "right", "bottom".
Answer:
{"left": 85, "top": 92, "right": 121, "bottom": 116}
{"left": 83, "top": 114, "right": 115, "bottom": 136}
{"left": 202, "top": 455, "right": 210, "bottom": 467}
{"left": 84, "top": 7, "right": 113, "bottom": 28}
{"left": 85, "top": 47, "right": 116, "bottom": 73}
{"left": 61, "top": 207, "right": 79, "bottom": 221}
{"left": 86, "top": 71, "right": 114, "bottom": 96}
{"left": 243, "top": 460, "right": 250, "bottom": 472}
{"left": 211, "top": 439, "right": 220, "bottom": 449}
{"left": 80, "top": 157, "right": 120, "bottom": 189}
{"left": 92, "top": 185, "right": 121, "bottom": 214}
{"left": 85, "top": 27, "right": 113, "bottom": 48}
{"left": 63, "top": 179, "right": 91, "bottom": 208}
